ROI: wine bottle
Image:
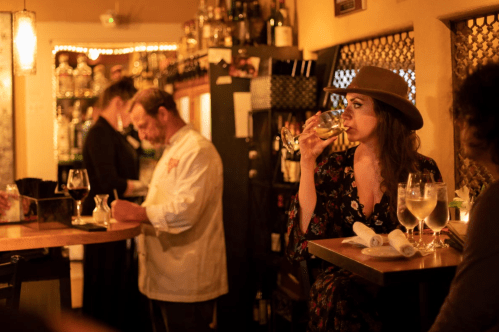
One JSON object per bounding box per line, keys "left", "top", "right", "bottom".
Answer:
{"left": 266, "top": 0, "right": 277, "bottom": 45}
{"left": 69, "top": 101, "right": 83, "bottom": 158}
{"left": 274, "top": 0, "right": 293, "bottom": 47}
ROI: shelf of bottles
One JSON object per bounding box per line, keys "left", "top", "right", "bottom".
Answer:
{"left": 53, "top": 45, "right": 178, "bottom": 165}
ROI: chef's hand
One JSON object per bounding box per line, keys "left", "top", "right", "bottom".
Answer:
{"left": 111, "top": 199, "right": 148, "bottom": 222}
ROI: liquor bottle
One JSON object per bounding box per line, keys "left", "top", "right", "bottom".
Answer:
{"left": 92, "top": 64, "right": 108, "bottom": 97}
{"left": 73, "top": 54, "right": 93, "bottom": 98}
{"left": 275, "top": 0, "right": 293, "bottom": 47}
{"left": 238, "top": 2, "right": 251, "bottom": 45}
{"left": 55, "top": 54, "right": 74, "bottom": 98}
{"left": 195, "top": 0, "right": 208, "bottom": 50}
{"left": 266, "top": 0, "right": 277, "bottom": 45}
{"left": 273, "top": 115, "right": 283, "bottom": 155}
{"left": 82, "top": 106, "right": 94, "bottom": 143}
{"left": 203, "top": 6, "right": 215, "bottom": 49}
{"left": 212, "top": 7, "right": 226, "bottom": 47}
{"left": 56, "top": 106, "right": 70, "bottom": 161}
{"left": 69, "top": 101, "right": 84, "bottom": 158}
{"left": 249, "top": 0, "right": 265, "bottom": 45}
{"left": 232, "top": 1, "right": 243, "bottom": 45}
{"left": 186, "top": 20, "right": 199, "bottom": 54}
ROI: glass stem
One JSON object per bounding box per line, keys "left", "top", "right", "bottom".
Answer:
{"left": 419, "top": 219, "right": 424, "bottom": 242}
{"left": 407, "top": 228, "right": 414, "bottom": 242}
{"left": 76, "top": 200, "right": 82, "bottom": 219}
{"left": 434, "top": 231, "right": 441, "bottom": 243}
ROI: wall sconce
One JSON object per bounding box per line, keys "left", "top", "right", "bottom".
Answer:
{"left": 12, "top": 3, "right": 37, "bottom": 76}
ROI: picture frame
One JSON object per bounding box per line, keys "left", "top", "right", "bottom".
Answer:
{"left": 335, "top": 0, "right": 366, "bottom": 16}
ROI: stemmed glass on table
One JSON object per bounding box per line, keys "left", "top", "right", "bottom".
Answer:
{"left": 281, "top": 109, "right": 345, "bottom": 154}
{"left": 397, "top": 183, "right": 419, "bottom": 243}
{"left": 425, "top": 183, "right": 449, "bottom": 250}
{"left": 405, "top": 172, "right": 437, "bottom": 250}
{"left": 66, "top": 169, "right": 90, "bottom": 225}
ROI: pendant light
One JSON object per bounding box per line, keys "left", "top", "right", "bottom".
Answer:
{"left": 12, "top": 0, "right": 37, "bottom": 76}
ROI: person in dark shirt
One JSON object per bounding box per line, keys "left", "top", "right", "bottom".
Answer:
{"left": 286, "top": 66, "right": 442, "bottom": 331}
{"left": 429, "top": 63, "right": 499, "bottom": 332}
{"left": 81, "top": 77, "right": 150, "bottom": 332}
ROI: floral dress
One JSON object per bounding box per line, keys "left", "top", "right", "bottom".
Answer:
{"left": 286, "top": 146, "right": 442, "bottom": 332}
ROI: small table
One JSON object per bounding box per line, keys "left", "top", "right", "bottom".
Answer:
{"left": 308, "top": 234, "right": 463, "bottom": 331}
{"left": 0, "top": 217, "right": 141, "bottom": 309}
{"left": 308, "top": 234, "right": 463, "bottom": 286}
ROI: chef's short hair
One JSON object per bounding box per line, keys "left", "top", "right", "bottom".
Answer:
{"left": 132, "top": 88, "right": 179, "bottom": 117}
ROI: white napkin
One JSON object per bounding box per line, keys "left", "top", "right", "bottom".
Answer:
{"left": 388, "top": 229, "right": 417, "bottom": 257}
{"left": 352, "top": 222, "right": 383, "bottom": 248}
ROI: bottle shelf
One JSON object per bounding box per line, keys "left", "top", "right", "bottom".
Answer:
{"left": 56, "top": 96, "right": 99, "bottom": 101}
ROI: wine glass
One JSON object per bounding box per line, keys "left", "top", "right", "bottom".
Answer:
{"left": 397, "top": 183, "right": 419, "bottom": 243}
{"left": 281, "top": 109, "right": 345, "bottom": 154}
{"left": 425, "top": 183, "right": 449, "bottom": 250}
{"left": 405, "top": 172, "right": 437, "bottom": 250}
{"left": 66, "top": 169, "right": 91, "bottom": 225}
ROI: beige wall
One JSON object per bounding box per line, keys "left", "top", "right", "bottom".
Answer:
{"left": 16, "top": 22, "right": 182, "bottom": 181}
{"left": 297, "top": 0, "right": 499, "bottom": 195}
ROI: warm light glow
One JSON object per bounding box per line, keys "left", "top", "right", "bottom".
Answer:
{"left": 13, "top": 10, "right": 37, "bottom": 75}
{"left": 52, "top": 43, "right": 178, "bottom": 58}
{"left": 200, "top": 93, "right": 211, "bottom": 141}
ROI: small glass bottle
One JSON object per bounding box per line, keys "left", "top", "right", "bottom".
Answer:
{"left": 55, "top": 53, "right": 74, "bottom": 98}
{"left": 56, "top": 105, "right": 71, "bottom": 161}
{"left": 92, "top": 64, "right": 108, "bottom": 97}
{"left": 93, "top": 194, "right": 111, "bottom": 227}
{"left": 69, "top": 101, "right": 83, "bottom": 158}
{"left": 73, "top": 54, "right": 93, "bottom": 98}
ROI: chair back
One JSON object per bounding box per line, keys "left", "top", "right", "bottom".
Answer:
{"left": 0, "top": 255, "right": 23, "bottom": 309}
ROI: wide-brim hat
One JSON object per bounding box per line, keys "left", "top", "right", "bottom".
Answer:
{"left": 323, "top": 66, "right": 423, "bottom": 130}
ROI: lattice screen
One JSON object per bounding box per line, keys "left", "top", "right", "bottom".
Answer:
{"left": 328, "top": 30, "right": 416, "bottom": 152}
{"left": 451, "top": 13, "right": 498, "bottom": 198}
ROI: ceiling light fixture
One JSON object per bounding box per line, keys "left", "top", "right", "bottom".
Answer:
{"left": 12, "top": 0, "right": 37, "bottom": 75}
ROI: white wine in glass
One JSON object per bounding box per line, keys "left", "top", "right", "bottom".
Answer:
{"left": 406, "top": 172, "right": 437, "bottom": 249}
{"left": 397, "top": 183, "right": 419, "bottom": 243}
{"left": 281, "top": 109, "right": 345, "bottom": 154}
{"left": 425, "top": 183, "right": 449, "bottom": 250}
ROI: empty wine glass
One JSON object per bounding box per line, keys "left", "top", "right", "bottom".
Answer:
{"left": 397, "top": 183, "right": 419, "bottom": 243}
{"left": 281, "top": 109, "right": 345, "bottom": 154}
{"left": 425, "top": 183, "right": 449, "bottom": 250}
{"left": 66, "top": 169, "right": 90, "bottom": 225}
{"left": 405, "top": 172, "right": 437, "bottom": 250}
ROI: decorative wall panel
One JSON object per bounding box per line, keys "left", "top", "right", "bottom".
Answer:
{"left": 328, "top": 31, "right": 415, "bottom": 152}
{"left": 451, "top": 13, "right": 498, "bottom": 197}
{"left": 0, "top": 12, "right": 15, "bottom": 188}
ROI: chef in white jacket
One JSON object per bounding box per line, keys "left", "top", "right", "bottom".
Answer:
{"left": 112, "top": 88, "right": 228, "bottom": 332}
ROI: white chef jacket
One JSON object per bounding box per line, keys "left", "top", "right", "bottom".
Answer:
{"left": 138, "top": 124, "right": 228, "bottom": 303}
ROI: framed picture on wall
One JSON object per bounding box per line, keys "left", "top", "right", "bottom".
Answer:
{"left": 335, "top": 0, "right": 366, "bottom": 16}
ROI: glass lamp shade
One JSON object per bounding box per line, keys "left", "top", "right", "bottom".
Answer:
{"left": 13, "top": 10, "right": 37, "bottom": 76}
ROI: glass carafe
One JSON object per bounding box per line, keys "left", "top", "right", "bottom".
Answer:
{"left": 93, "top": 194, "right": 111, "bottom": 227}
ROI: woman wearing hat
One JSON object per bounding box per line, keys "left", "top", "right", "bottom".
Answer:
{"left": 286, "top": 66, "right": 442, "bottom": 331}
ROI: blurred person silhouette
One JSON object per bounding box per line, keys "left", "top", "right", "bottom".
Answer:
{"left": 429, "top": 63, "right": 499, "bottom": 332}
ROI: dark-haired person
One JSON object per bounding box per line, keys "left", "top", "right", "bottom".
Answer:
{"left": 429, "top": 63, "right": 499, "bottom": 332}
{"left": 111, "top": 88, "right": 228, "bottom": 332}
{"left": 81, "top": 77, "right": 149, "bottom": 332}
{"left": 286, "top": 66, "right": 442, "bottom": 331}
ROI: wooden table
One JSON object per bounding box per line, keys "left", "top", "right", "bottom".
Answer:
{"left": 0, "top": 217, "right": 141, "bottom": 310}
{"left": 308, "top": 234, "right": 463, "bottom": 331}
{"left": 308, "top": 234, "right": 463, "bottom": 286}
{"left": 0, "top": 217, "right": 142, "bottom": 252}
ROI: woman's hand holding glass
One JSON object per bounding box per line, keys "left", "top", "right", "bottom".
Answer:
{"left": 295, "top": 111, "right": 342, "bottom": 163}
{"left": 405, "top": 172, "right": 437, "bottom": 250}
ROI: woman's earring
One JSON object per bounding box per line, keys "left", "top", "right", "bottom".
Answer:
{"left": 117, "top": 113, "right": 124, "bottom": 132}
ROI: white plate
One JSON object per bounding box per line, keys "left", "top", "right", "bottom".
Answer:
{"left": 361, "top": 246, "right": 404, "bottom": 259}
